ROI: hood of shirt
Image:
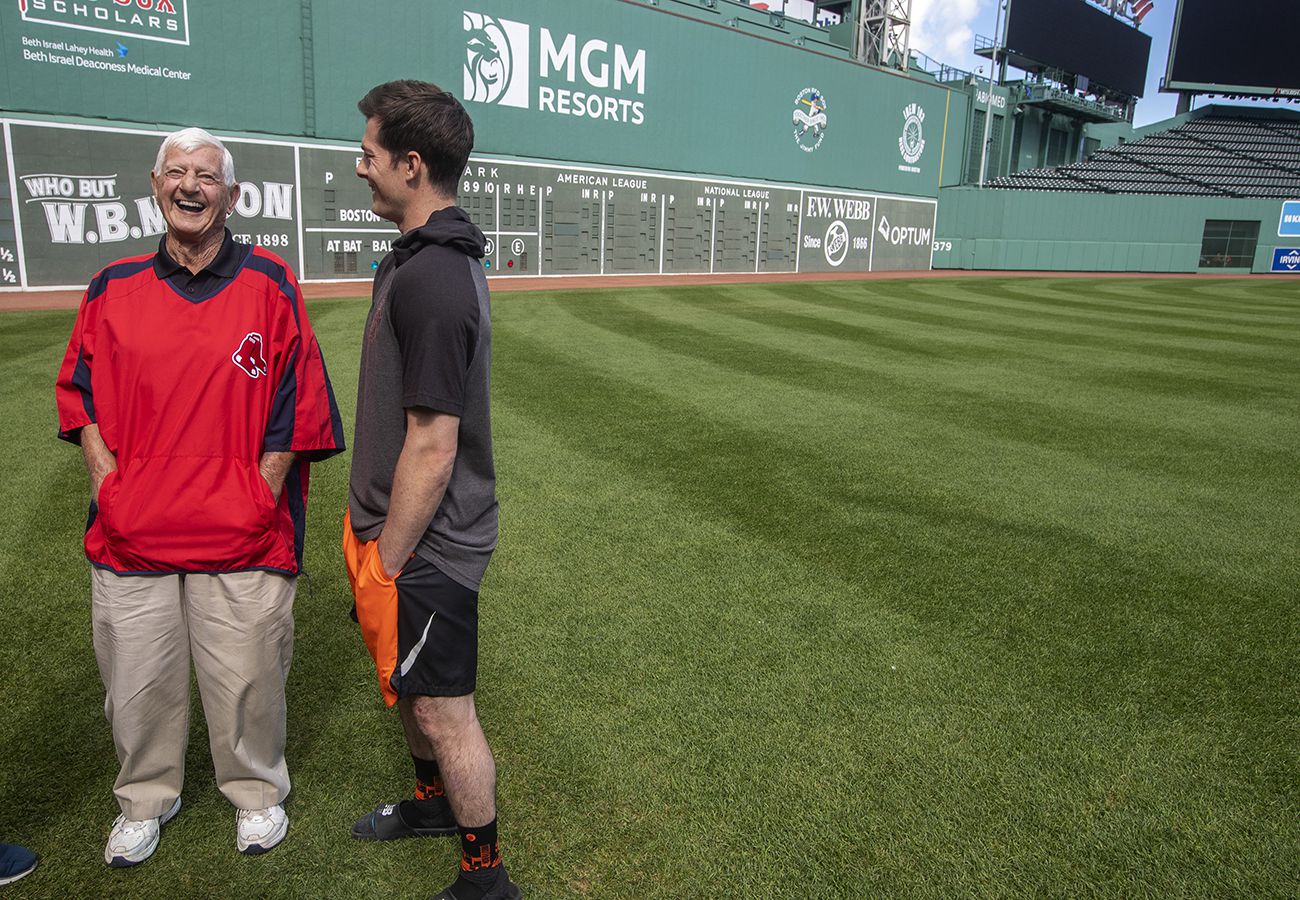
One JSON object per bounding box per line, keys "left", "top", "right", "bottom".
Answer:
{"left": 392, "top": 206, "right": 486, "bottom": 266}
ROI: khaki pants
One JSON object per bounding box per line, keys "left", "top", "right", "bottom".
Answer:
{"left": 90, "top": 568, "right": 295, "bottom": 819}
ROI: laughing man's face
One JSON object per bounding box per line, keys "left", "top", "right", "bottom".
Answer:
{"left": 150, "top": 145, "right": 239, "bottom": 247}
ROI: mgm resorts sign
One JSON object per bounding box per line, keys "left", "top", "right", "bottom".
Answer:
{"left": 463, "top": 11, "right": 648, "bottom": 126}
{"left": 19, "top": 0, "right": 190, "bottom": 46}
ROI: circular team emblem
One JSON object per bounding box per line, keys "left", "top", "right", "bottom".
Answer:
{"left": 824, "top": 220, "right": 849, "bottom": 267}
{"left": 793, "top": 87, "right": 828, "bottom": 153}
{"left": 899, "top": 102, "right": 926, "bottom": 165}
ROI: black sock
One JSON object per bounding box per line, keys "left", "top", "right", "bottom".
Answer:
{"left": 412, "top": 755, "right": 446, "bottom": 800}
{"left": 401, "top": 755, "right": 451, "bottom": 827}
{"left": 457, "top": 819, "right": 501, "bottom": 893}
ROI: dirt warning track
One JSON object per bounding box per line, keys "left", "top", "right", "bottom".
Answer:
{"left": 0, "top": 268, "right": 1259, "bottom": 313}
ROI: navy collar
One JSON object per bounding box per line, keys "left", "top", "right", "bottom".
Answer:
{"left": 153, "top": 228, "right": 244, "bottom": 280}
{"left": 153, "top": 229, "right": 251, "bottom": 302}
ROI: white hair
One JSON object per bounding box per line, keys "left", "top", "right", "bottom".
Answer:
{"left": 152, "top": 127, "right": 236, "bottom": 186}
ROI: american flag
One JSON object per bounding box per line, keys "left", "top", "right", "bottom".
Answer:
{"left": 1096, "top": 0, "right": 1155, "bottom": 24}
{"left": 1129, "top": 0, "right": 1155, "bottom": 24}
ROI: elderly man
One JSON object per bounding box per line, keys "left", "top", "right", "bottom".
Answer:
{"left": 55, "top": 127, "right": 344, "bottom": 866}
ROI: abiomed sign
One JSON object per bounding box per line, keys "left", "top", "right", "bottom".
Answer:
{"left": 19, "top": 0, "right": 191, "bottom": 46}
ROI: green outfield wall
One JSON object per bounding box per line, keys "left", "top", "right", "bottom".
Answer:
{"left": 0, "top": 0, "right": 969, "bottom": 288}
{"left": 0, "top": 0, "right": 968, "bottom": 195}
{"left": 932, "top": 187, "right": 1297, "bottom": 274}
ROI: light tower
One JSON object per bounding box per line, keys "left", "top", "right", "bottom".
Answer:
{"left": 857, "top": 0, "right": 912, "bottom": 71}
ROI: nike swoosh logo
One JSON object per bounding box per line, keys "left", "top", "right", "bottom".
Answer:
{"left": 398, "top": 613, "right": 437, "bottom": 678}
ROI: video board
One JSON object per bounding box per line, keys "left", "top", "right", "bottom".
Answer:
{"left": 1004, "top": 0, "right": 1152, "bottom": 97}
{"left": 1165, "top": 0, "right": 1300, "bottom": 95}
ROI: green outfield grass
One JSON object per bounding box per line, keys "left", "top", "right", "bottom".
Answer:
{"left": 0, "top": 276, "right": 1296, "bottom": 899}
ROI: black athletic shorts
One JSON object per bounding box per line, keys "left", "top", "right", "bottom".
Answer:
{"left": 392, "top": 554, "right": 479, "bottom": 698}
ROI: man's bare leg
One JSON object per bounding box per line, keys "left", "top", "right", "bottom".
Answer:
{"left": 399, "top": 694, "right": 496, "bottom": 827}
{"left": 401, "top": 694, "right": 514, "bottom": 898}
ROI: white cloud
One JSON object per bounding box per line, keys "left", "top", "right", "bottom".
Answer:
{"left": 910, "top": 0, "right": 985, "bottom": 61}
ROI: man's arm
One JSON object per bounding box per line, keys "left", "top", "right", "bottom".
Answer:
{"left": 80, "top": 423, "right": 117, "bottom": 502}
{"left": 376, "top": 408, "right": 459, "bottom": 578}
{"left": 258, "top": 451, "right": 296, "bottom": 502}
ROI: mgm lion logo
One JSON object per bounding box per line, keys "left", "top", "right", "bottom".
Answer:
{"left": 463, "top": 12, "right": 529, "bottom": 109}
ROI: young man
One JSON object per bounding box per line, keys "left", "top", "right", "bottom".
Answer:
{"left": 56, "top": 128, "right": 345, "bottom": 865}
{"left": 343, "top": 81, "right": 519, "bottom": 900}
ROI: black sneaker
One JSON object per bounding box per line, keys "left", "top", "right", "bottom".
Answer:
{"left": 431, "top": 867, "right": 521, "bottom": 900}
{"left": 350, "top": 801, "right": 457, "bottom": 841}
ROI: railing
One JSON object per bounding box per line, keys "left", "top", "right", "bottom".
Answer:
{"left": 1021, "top": 82, "right": 1129, "bottom": 121}
{"left": 910, "top": 49, "right": 974, "bottom": 84}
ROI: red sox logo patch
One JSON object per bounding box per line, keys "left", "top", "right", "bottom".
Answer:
{"left": 232, "top": 332, "right": 268, "bottom": 378}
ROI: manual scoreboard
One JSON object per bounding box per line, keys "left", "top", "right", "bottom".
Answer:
{"left": 0, "top": 119, "right": 937, "bottom": 290}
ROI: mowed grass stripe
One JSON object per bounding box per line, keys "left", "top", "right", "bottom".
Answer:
{"left": 670, "top": 282, "right": 1299, "bottom": 407}
{"left": 541, "top": 285, "right": 1292, "bottom": 497}
{"left": 783, "top": 277, "right": 1245, "bottom": 328}
{"left": 781, "top": 280, "right": 1300, "bottom": 420}
{"left": 778, "top": 281, "right": 1300, "bottom": 410}
{"left": 786, "top": 279, "right": 1300, "bottom": 363}
{"left": 1088, "top": 278, "right": 1300, "bottom": 321}
{"left": 731, "top": 282, "right": 1297, "bottom": 396}
{"left": 989, "top": 279, "right": 1300, "bottom": 343}
{"left": 932, "top": 280, "right": 1299, "bottom": 350}
{"left": 537, "top": 282, "right": 1292, "bottom": 503}
{"left": 491, "top": 288, "right": 1289, "bottom": 603}
{"left": 891, "top": 277, "right": 1297, "bottom": 335}
{"left": 1010, "top": 276, "right": 1296, "bottom": 317}
{"left": 1001, "top": 276, "right": 1300, "bottom": 323}
{"left": 1177, "top": 277, "right": 1300, "bottom": 312}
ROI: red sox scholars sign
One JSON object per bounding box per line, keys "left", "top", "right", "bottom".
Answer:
{"left": 19, "top": 0, "right": 190, "bottom": 45}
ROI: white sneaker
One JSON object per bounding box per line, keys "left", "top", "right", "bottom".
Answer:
{"left": 236, "top": 804, "right": 288, "bottom": 855}
{"left": 104, "top": 797, "right": 181, "bottom": 867}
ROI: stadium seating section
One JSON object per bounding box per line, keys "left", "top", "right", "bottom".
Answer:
{"left": 988, "top": 114, "right": 1300, "bottom": 198}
